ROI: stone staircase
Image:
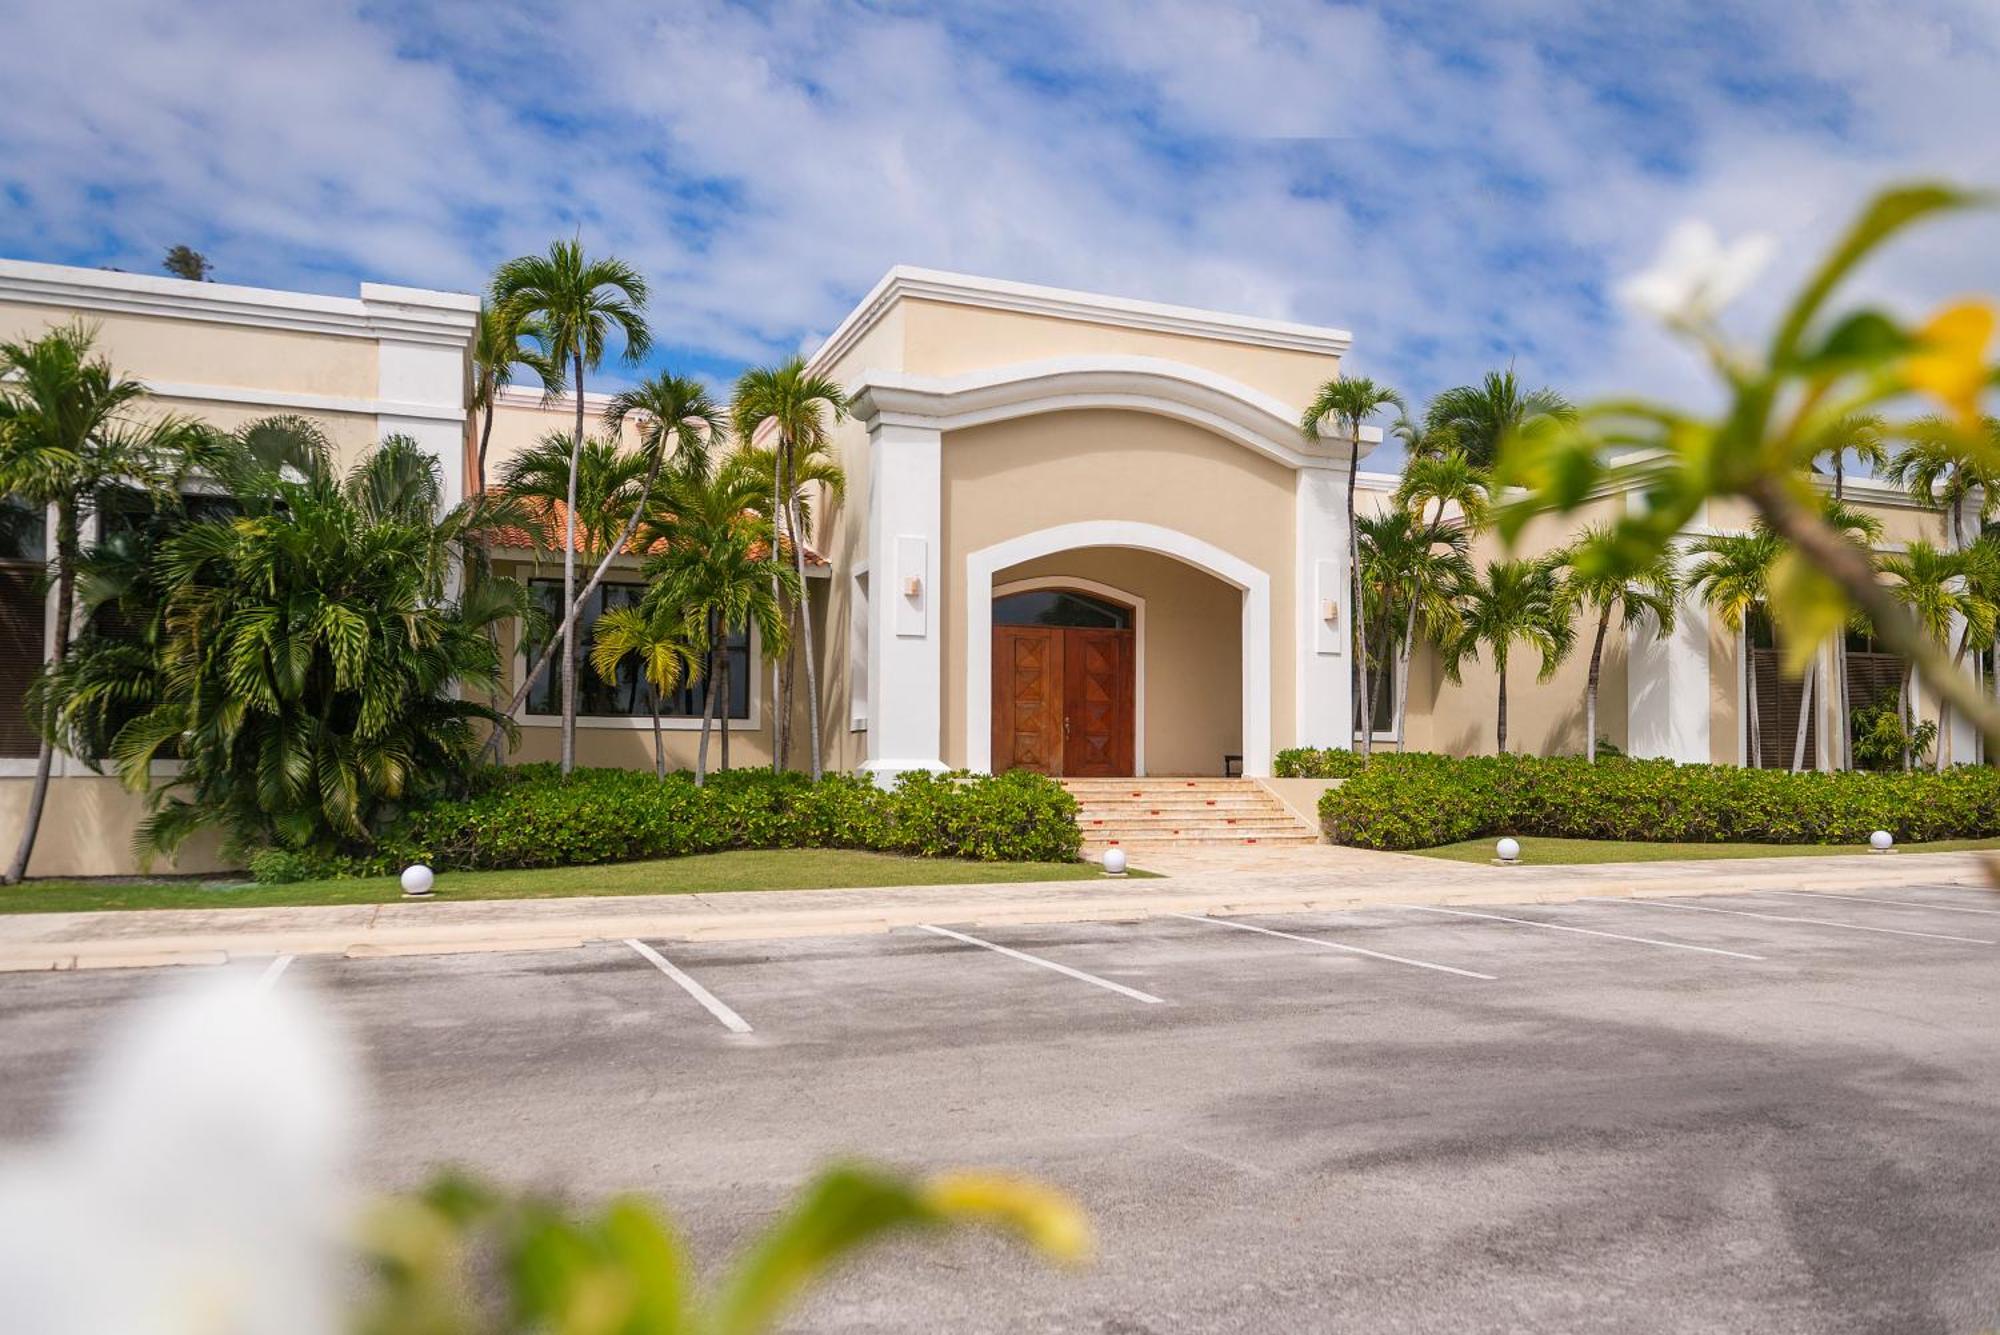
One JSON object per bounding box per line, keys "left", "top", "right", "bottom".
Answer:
{"left": 1061, "top": 777, "right": 1320, "bottom": 859}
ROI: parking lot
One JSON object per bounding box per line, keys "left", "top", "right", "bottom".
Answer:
{"left": 4, "top": 883, "right": 2000, "bottom": 1332}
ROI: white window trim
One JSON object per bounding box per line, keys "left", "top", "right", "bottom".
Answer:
{"left": 991, "top": 575, "right": 1148, "bottom": 777}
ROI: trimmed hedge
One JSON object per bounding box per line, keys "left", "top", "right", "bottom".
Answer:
{"left": 1315, "top": 752, "right": 2000, "bottom": 851}
{"left": 250, "top": 766, "right": 1082, "bottom": 882}
{"left": 1273, "top": 747, "right": 1370, "bottom": 780}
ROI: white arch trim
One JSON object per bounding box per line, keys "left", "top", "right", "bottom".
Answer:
{"left": 993, "top": 575, "right": 1149, "bottom": 777}
{"left": 968, "top": 521, "right": 1271, "bottom": 777}
{"left": 848, "top": 355, "right": 1379, "bottom": 472}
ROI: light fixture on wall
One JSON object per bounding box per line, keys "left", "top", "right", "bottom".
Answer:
{"left": 1320, "top": 598, "right": 1339, "bottom": 624}
{"left": 903, "top": 575, "right": 922, "bottom": 598}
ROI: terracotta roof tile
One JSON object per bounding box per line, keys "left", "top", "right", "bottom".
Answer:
{"left": 482, "top": 496, "right": 828, "bottom": 566}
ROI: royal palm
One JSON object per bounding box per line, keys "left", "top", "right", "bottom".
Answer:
{"left": 1555, "top": 525, "right": 1681, "bottom": 763}
{"left": 733, "top": 358, "right": 849, "bottom": 780}
{"left": 1423, "top": 369, "right": 1574, "bottom": 470}
{"left": 491, "top": 240, "right": 650, "bottom": 773}
{"left": 1443, "top": 558, "right": 1574, "bottom": 755}
{"left": 1301, "top": 376, "right": 1405, "bottom": 759}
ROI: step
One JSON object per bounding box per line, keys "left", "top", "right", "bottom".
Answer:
{"left": 1083, "top": 832, "right": 1319, "bottom": 850}
{"left": 1075, "top": 814, "right": 1307, "bottom": 831}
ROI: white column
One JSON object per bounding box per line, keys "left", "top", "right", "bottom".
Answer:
{"left": 1293, "top": 460, "right": 1352, "bottom": 750}
{"left": 1628, "top": 590, "right": 1712, "bottom": 763}
{"left": 362, "top": 284, "right": 478, "bottom": 511}
{"left": 862, "top": 418, "right": 946, "bottom": 783}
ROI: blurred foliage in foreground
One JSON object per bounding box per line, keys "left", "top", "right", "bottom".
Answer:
{"left": 1497, "top": 184, "right": 2000, "bottom": 749}
{"left": 354, "top": 1163, "right": 1091, "bottom": 1335}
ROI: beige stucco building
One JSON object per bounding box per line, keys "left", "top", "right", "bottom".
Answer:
{"left": 0, "top": 258, "right": 1963, "bottom": 875}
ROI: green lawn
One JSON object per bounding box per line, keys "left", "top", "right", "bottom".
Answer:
{"left": 0, "top": 848, "right": 1145, "bottom": 915}
{"left": 1410, "top": 835, "right": 2000, "bottom": 865}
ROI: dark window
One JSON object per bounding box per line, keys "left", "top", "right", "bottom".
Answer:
{"left": 1353, "top": 658, "right": 1395, "bottom": 737}
{"left": 992, "top": 589, "right": 1131, "bottom": 629}
{"left": 525, "top": 580, "right": 749, "bottom": 720}
{"left": 0, "top": 498, "right": 46, "bottom": 758}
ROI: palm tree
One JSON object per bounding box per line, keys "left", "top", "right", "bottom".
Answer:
{"left": 469, "top": 300, "right": 559, "bottom": 497}
{"left": 639, "top": 456, "right": 794, "bottom": 784}
{"left": 1686, "top": 530, "right": 1783, "bottom": 768}
{"left": 491, "top": 240, "right": 650, "bottom": 775}
{"left": 1554, "top": 525, "right": 1681, "bottom": 762}
{"left": 1442, "top": 557, "right": 1574, "bottom": 754}
{"left": 487, "top": 372, "right": 722, "bottom": 763}
{"left": 107, "top": 435, "right": 523, "bottom": 856}
{"left": 1421, "top": 369, "right": 1576, "bottom": 469}
{"left": 1878, "top": 540, "right": 1993, "bottom": 771}
{"left": 1357, "top": 511, "right": 1471, "bottom": 750}
{"left": 1389, "top": 448, "right": 1491, "bottom": 749}
{"left": 1301, "top": 376, "right": 1406, "bottom": 759}
{"left": 1800, "top": 500, "right": 1887, "bottom": 771}
{"left": 1814, "top": 416, "right": 1889, "bottom": 769}
{"left": 732, "top": 359, "right": 849, "bottom": 780}
{"left": 0, "top": 322, "right": 208, "bottom": 883}
{"left": 588, "top": 602, "right": 700, "bottom": 778}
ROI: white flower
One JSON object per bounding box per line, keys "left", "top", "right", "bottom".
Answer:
{"left": 1618, "top": 219, "right": 1777, "bottom": 325}
{"left": 0, "top": 967, "right": 357, "bottom": 1335}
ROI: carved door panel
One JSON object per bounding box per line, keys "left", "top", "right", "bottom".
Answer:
{"left": 992, "top": 626, "right": 1064, "bottom": 774}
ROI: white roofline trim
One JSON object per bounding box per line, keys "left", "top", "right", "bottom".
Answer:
{"left": 809, "top": 265, "right": 1353, "bottom": 376}
{"left": 493, "top": 383, "right": 621, "bottom": 413}
{"left": 0, "top": 258, "right": 478, "bottom": 347}
{"left": 846, "top": 355, "right": 1379, "bottom": 472}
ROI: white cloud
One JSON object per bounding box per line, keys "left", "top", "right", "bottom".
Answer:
{"left": 0, "top": 0, "right": 1995, "bottom": 441}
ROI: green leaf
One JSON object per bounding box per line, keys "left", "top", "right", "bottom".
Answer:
{"left": 1788, "top": 309, "right": 1913, "bottom": 375}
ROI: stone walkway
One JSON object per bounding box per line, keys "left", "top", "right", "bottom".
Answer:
{"left": 1, "top": 846, "right": 1991, "bottom": 972}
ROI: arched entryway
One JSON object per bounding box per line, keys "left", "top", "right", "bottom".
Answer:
{"left": 991, "top": 585, "right": 1137, "bottom": 776}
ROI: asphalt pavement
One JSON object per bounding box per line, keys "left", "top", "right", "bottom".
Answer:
{"left": 3, "top": 883, "right": 1998, "bottom": 1332}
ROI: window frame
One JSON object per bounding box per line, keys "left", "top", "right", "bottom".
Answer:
{"left": 513, "top": 576, "right": 761, "bottom": 731}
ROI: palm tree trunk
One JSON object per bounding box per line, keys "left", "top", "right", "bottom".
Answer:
{"left": 789, "top": 487, "right": 824, "bottom": 780}
{"left": 1833, "top": 463, "right": 1851, "bottom": 770}
{"left": 720, "top": 642, "right": 732, "bottom": 772}
{"left": 1496, "top": 658, "right": 1509, "bottom": 755}
{"left": 1586, "top": 605, "right": 1610, "bottom": 762}
{"left": 476, "top": 391, "right": 497, "bottom": 496}
{"left": 1791, "top": 657, "right": 1815, "bottom": 772}
{"left": 1394, "top": 599, "right": 1419, "bottom": 753}
{"left": 1347, "top": 425, "right": 1369, "bottom": 760}
{"left": 650, "top": 684, "right": 665, "bottom": 780}
{"left": 4, "top": 505, "right": 77, "bottom": 886}
{"left": 560, "top": 347, "right": 585, "bottom": 776}
{"left": 696, "top": 642, "right": 718, "bottom": 787}
{"left": 771, "top": 441, "right": 788, "bottom": 772}
{"left": 1898, "top": 669, "right": 1912, "bottom": 770}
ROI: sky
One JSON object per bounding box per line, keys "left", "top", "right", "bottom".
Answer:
{"left": 2, "top": 0, "right": 1996, "bottom": 461}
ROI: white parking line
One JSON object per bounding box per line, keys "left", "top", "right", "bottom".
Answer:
{"left": 1397, "top": 904, "right": 1765, "bottom": 960}
{"left": 917, "top": 924, "right": 1165, "bottom": 1004}
{"left": 255, "top": 954, "right": 294, "bottom": 992}
{"left": 623, "top": 939, "right": 754, "bottom": 1033}
{"left": 1756, "top": 889, "right": 2000, "bottom": 918}
{"left": 1167, "top": 912, "right": 1496, "bottom": 980}
{"left": 1589, "top": 897, "right": 1996, "bottom": 945}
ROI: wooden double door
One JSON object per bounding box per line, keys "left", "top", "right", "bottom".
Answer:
{"left": 992, "top": 625, "right": 1136, "bottom": 777}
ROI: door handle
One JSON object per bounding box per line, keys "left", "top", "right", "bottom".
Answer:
{"left": 1063, "top": 717, "right": 1072, "bottom": 738}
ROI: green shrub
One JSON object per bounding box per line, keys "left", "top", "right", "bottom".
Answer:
{"left": 252, "top": 765, "right": 1081, "bottom": 881}
{"left": 1273, "top": 747, "right": 1372, "bottom": 779}
{"left": 1317, "top": 753, "right": 2000, "bottom": 851}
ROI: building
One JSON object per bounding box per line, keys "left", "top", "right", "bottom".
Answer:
{"left": 0, "top": 258, "right": 1961, "bottom": 876}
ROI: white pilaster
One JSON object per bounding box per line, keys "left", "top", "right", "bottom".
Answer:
{"left": 862, "top": 418, "right": 946, "bottom": 783}
{"left": 1294, "top": 460, "right": 1352, "bottom": 750}
{"left": 362, "top": 284, "right": 478, "bottom": 511}
{"left": 1628, "top": 589, "right": 1712, "bottom": 763}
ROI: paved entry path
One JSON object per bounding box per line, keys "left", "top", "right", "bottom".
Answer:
{"left": 0, "top": 847, "right": 1990, "bottom": 971}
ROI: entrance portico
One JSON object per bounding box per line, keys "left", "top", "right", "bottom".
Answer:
{"left": 843, "top": 341, "right": 1376, "bottom": 783}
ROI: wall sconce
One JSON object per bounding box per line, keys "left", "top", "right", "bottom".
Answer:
{"left": 1320, "top": 598, "right": 1339, "bottom": 624}
{"left": 903, "top": 575, "right": 923, "bottom": 598}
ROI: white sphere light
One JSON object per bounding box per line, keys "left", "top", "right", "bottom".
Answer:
{"left": 1496, "top": 836, "right": 1522, "bottom": 863}
{"left": 400, "top": 863, "right": 436, "bottom": 896}
{"left": 1869, "top": 829, "right": 1894, "bottom": 852}
{"left": 1102, "top": 847, "right": 1128, "bottom": 876}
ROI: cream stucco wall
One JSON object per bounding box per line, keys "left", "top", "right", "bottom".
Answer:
{"left": 938, "top": 408, "right": 1296, "bottom": 770}
{"left": 0, "top": 776, "right": 233, "bottom": 878}
{"left": 995, "top": 547, "right": 1243, "bottom": 776}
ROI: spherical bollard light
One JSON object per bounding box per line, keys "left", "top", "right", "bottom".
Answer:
{"left": 400, "top": 863, "right": 436, "bottom": 897}
{"left": 1869, "top": 829, "right": 1895, "bottom": 853}
{"left": 1102, "top": 847, "right": 1128, "bottom": 876}
{"left": 1495, "top": 836, "right": 1522, "bottom": 864}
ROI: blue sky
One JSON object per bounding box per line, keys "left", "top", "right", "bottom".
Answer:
{"left": 2, "top": 0, "right": 1996, "bottom": 452}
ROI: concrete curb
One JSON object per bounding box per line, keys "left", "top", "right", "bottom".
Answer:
{"left": 1, "top": 853, "right": 1988, "bottom": 972}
